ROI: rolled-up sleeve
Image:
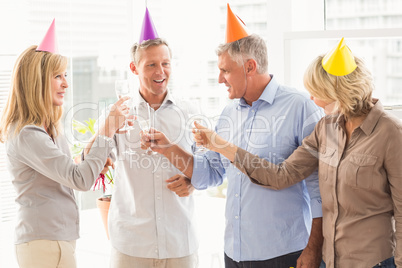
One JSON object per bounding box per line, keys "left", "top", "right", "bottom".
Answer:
{"left": 14, "top": 126, "right": 114, "bottom": 191}
{"left": 191, "top": 151, "right": 227, "bottom": 190}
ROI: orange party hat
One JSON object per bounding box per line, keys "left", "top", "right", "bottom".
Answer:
{"left": 225, "top": 3, "right": 251, "bottom": 43}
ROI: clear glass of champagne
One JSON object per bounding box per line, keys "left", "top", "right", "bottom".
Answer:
{"left": 123, "top": 101, "right": 138, "bottom": 155}
{"left": 139, "top": 103, "right": 157, "bottom": 155}
{"left": 189, "top": 100, "right": 208, "bottom": 155}
{"left": 114, "top": 79, "right": 134, "bottom": 132}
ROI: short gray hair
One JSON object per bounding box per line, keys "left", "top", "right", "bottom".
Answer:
{"left": 216, "top": 34, "right": 268, "bottom": 74}
{"left": 131, "top": 38, "right": 172, "bottom": 65}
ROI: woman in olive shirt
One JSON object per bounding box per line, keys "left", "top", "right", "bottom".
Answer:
{"left": 192, "top": 53, "right": 402, "bottom": 267}
{"left": 0, "top": 45, "right": 128, "bottom": 267}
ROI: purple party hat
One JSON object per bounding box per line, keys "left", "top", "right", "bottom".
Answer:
{"left": 139, "top": 7, "right": 159, "bottom": 43}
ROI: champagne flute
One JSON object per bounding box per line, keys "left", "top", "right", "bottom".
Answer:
{"left": 139, "top": 103, "right": 157, "bottom": 155}
{"left": 189, "top": 100, "right": 208, "bottom": 155}
{"left": 123, "top": 101, "right": 138, "bottom": 155}
{"left": 114, "top": 79, "right": 133, "bottom": 131}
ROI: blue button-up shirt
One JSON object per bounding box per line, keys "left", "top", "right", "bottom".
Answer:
{"left": 192, "top": 76, "right": 323, "bottom": 261}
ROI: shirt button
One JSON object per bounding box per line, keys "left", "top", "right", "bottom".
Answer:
{"left": 235, "top": 194, "right": 239, "bottom": 197}
{"left": 237, "top": 172, "right": 240, "bottom": 175}
{"left": 158, "top": 217, "right": 161, "bottom": 220}
{"left": 155, "top": 249, "right": 158, "bottom": 253}
{"left": 157, "top": 196, "right": 161, "bottom": 200}
{"left": 235, "top": 216, "right": 239, "bottom": 219}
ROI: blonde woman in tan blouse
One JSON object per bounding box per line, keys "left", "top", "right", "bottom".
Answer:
{"left": 191, "top": 54, "right": 402, "bottom": 268}
{"left": 0, "top": 45, "right": 128, "bottom": 268}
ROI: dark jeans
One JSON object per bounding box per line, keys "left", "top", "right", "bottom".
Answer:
{"left": 224, "top": 250, "right": 302, "bottom": 268}
{"left": 320, "top": 256, "right": 395, "bottom": 268}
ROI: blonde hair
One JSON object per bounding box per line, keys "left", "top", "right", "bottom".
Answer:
{"left": 0, "top": 45, "right": 68, "bottom": 142}
{"left": 303, "top": 55, "right": 374, "bottom": 118}
{"left": 130, "top": 38, "right": 172, "bottom": 65}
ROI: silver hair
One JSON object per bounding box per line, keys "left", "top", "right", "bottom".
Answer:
{"left": 130, "top": 38, "right": 172, "bottom": 65}
{"left": 216, "top": 34, "right": 268, "bottom": 74}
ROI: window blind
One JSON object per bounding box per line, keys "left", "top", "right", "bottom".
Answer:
{"left": 0, "top": 63, "right": 16, "bottom": 222}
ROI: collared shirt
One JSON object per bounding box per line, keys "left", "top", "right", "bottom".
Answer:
{"left": 108, "top": 89, "right": 199, "bottom": 259}
{"left": 191, "top": 76, "right": 323, "bottom": 262}
{"left": 234, "top": 100, "right": 402, "bottom": 267}
{"left": 6, "top": 125, "right": 113, "bottom": 244}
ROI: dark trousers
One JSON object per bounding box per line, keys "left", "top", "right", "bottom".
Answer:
{"left": 320, "top": 256, "right": 395, "bottom": 268}
{"left": 224, "top": 250, "right": 302, "bottom": 268}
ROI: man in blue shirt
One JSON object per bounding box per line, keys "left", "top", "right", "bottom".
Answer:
{"left": 144, "top": 6, "right": 324, "bottom": 268}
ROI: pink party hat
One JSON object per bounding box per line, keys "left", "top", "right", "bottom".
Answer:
{"left": 139, "top": 8, "right": 159, "bottom": 44}
{"left": 36, "top": 18, "right": 59, "bottom": 53}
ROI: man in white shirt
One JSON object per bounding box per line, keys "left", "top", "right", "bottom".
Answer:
{"left": 86, "top": 8, "right": 199, "bottom": 267}
{"left": 106, "top": 37, "right": 198, "bottom": 268}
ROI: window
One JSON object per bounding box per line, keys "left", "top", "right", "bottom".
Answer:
{"left": 283, "top": 0, "right": 402, "bottom": 106}
{"left": 0, "top": 55, "right": 17, "bottom": 226}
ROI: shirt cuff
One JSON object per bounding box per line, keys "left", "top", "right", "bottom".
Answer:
{"left": 98, "top": 135, "right": 114, "bottom": 144}
{"left": 89, "top": 135, "right": 115, "bottom": 160}
{"left": 191, "top": 155, "right": 208, "bottom": 190}
{"left": 310, "top": 198, "right": 323, "bottom": 218}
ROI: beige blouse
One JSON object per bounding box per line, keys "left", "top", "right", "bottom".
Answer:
{"left": 6, "top": 125, "right": 114, "bottom": 244}
{"left": 233, "top": 100, "right": 402, "bottom": 268}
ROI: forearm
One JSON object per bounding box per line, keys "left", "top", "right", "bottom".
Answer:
{"left": 84, "top": 134, "right": 98, "bottom": 157}
{"left": 306, "top": 217, "right": 323, "bottom": 253}
{"left": 297, "top": 217, "right": 323, "bottom": 267}
{"left": 394, "top": 217, "right": 402, "bottom": 266}
{"left": 163, "top": 144, "right": 194, "bottom": 178}
{"left": 213, "top": 141, "right": 238, "bottom": 162}
{"left": 84, "top": 118, "right": 115, "bottom": 156}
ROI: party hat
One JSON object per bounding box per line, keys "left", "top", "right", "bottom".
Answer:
{"left": 322, "top": 37, "right": 357, "bottom": 76}
{"left": 139, "top": 7, "right": 159, "bottom": 44}
{"left": 36, "top": 18, "right": 59, "bottom": 54}
{"left": 225, "top": 3, "right": 251, "bottom": 43}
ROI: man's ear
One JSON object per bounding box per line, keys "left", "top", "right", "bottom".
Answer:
{"left": 130, "top": 62, "right": 138, "bottom": 74}
{"left": 246, "top": 59, "right": 257, "bottom": 75}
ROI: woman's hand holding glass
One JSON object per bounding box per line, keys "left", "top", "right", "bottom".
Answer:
{"left": 114, "top": 79, "right": 141, "bottom": 154}
{"left": 104, "top": 96, "right": 131, "bottom": 137}
{"left": 114, "top": 79, "right": 134, "bottom": 132}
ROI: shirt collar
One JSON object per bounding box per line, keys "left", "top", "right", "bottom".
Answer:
{"left": 359, "top": 99, "right": 383, "bottom": 136}
{"left": 135, "top": 88, "right": 175, "bottom": 107}
{"left": 238, "top": 75, "right": 278, "bottom": 107}
{"left": 336, "top": 98, "right": 383, "bottom": 136}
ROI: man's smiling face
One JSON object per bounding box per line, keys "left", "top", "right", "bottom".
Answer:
{"left": 134, "top": 44, "right": 171, "bottom": 99}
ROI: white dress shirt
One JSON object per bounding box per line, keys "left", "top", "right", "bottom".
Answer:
{"left": 108, "top": 90, "right": 199, "bottom": 258}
